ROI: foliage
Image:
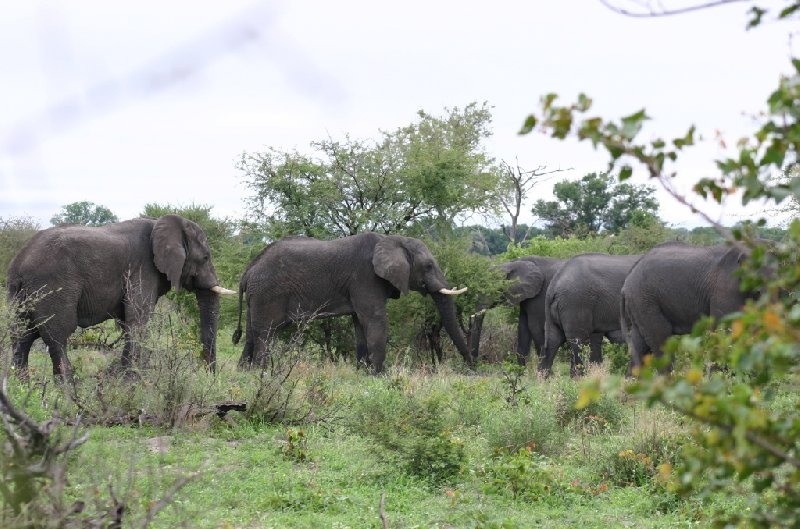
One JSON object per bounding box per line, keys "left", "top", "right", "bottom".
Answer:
{"left": 0, "top": 216, "right": 39, "bottom": 286}
{"left": 458, "top": 223, "right": 545, "bottom": 255}
{"left": 532, "top": 172, "right": 658, "bottom": 237}
{"left": 239, "top": 102, "right": 499, "bottom": 240}
{"left": 553, "top": 375, "right": 625, "bottom": 429}
{"left": 522, "top": 8, "right": 800, "bottom": 526}
{"left": 50, "top": 200, "right": 118, "bottom": 227}
{"left": 480, "top": 447, "right": 569, "bottom": 502}
{"left": 503, "top": 234, "right": 615, "bottom": 259}
{"left": 350, "top": 385, "right": 466, "bottom": 486}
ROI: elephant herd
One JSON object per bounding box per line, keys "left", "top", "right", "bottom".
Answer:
{"left": 472, "top": 242, "right": 752, "bottom": 375}
{"left": 5, "top": 215, "right": 753, "bottom": 380}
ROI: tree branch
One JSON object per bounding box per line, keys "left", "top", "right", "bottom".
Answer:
{"left": 597, "top": 0, "right": 750, "bottom": 18}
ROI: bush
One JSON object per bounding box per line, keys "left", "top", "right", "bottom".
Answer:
{"left": 349, "top": 384, "right": 467, "bottom": 486}
{"left": 482, "top": 395, "right": 565, "bottom": 456}
{"left": 593, "top": 432, "right": 689, "bottom": 487}
{"left": 479, "top": 447, "right": 575, "bottom": 504}
{"left": 553, "top": 375, "right": 625, "bottom": 429}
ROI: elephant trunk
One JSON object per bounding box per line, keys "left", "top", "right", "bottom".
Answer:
{"left": 195, "top": 289, "right": 220, "bottom": 373}
{"left": 432, "top": 292, "right": 474, "bottom": 368}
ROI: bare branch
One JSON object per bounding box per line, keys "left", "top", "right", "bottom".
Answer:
{"left": 379, "top": 492, "right": 390, "bottom": 529}
{"left": 598, "top": 0, "right": 750, "bottom": 18}
{"left": 135, "top": 472, "right": 201, "bottom": 529}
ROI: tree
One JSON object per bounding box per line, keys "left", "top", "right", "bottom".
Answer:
{"left": 239, "top": 102, "right": 499, "bottom": 240}
{"left": 532, "top": 172, "right": 658, "bottom": 237}
{"left": 521, "top": 3, "right": 800, "bottom": 525}
{"left": 50, "top": 201, "right": 118, "bottom": 227}
{"left": 496, "top": 160, "right": 569, "bottom": 245}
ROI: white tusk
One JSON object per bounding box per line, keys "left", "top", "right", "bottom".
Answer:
{"left": 438, "top": 286, "right": 468, "bottom": 296}
{"left": 470, "top": 308, "right": 487, "bottom": 319}
{"left": 211, "top": 285, "right": 237, "bottom": 296}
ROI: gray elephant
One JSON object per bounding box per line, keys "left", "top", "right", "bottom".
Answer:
{"left": 539, "top": 253, "right": 641, "bottom": 376}
{"left": 232, "top": 233, "right": 470, "bottom": 373}
{"left": 621, "top": 242, "right": 750, "bottom": 370}
{"left": 7, "top": 215, "right": 236, "bottom": 379}
{"left": 469, "top": 256, "right": 564, "bottom": 365}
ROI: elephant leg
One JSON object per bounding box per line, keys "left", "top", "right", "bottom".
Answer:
{"left": 355, "top": 307, "right": 388, "bottom": 374}
{"left": 516, "top": 307, "right": 533, "bottom": 365}
{"left": 352, "top": 314, "right": 369, "bottom": 369}
{"left": 626, "top": 323, "right": 649, "bottom": 376}
{"left": 568, "top": 338, "right": 587, "bottom": 378}
{"left": 637, "top": 309, "right": 673, "bottom": 369}
{"left": 527, "top": 312, "right": 545, "bottom": 362}
{"left": 39, "top": 316, "right": 76, "bottom": 381}
{"left": 538, "top": 321, "right": 565, "bottom": 377}
{"left": 237, "top": 304, "right": 257, "bottom": 369}
{"left": 12, "top": 326, "right": 39, "bottom": 380}
{"left": 588, "top": 333, "right": 604, "bottom": 365}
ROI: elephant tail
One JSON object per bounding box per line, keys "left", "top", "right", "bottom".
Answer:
{"left": 232, "top": 277, "right": 246, "bottom": 345}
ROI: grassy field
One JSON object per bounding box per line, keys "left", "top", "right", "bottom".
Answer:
{"left": 0, "top": 312, "right": 746, "bottom": 529}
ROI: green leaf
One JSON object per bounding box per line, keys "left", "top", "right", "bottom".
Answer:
{"left": 619, "top": 165, "right": 633, "bottom": 181}
{"left": 519, "top": 115, "right": 537, "bottom": 135}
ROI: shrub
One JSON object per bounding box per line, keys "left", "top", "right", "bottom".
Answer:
{"left": 593, "top": 432, "right": 689, "bottom": 487}
{"left": 479, "top": 447, "right": 575, "bottom": 504}
{"left": 349, "top": 385, "right": 467, "bottom": 486}
{"left": 553, "top": 375, "right": 625, "bottom": 429}
{"left": 482, "top": 398, "right": 565, "bottom": 457}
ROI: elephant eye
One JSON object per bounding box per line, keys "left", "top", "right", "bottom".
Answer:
{"left": 203, "top": 254, "right": 210, "bottom": 262}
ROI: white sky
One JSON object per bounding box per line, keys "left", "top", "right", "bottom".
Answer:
{"left": 0, "top": 0, "right": 795, "bottom": 229}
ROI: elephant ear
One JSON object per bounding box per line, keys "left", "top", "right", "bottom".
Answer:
{"left": 373, "top": 237, "right": 410, "bottom": 295}
{"left": 498, "top": 260, "right": 545, "bottom": 304}
{"left": 152, "top": 215, "right": 187, "bottom": 292}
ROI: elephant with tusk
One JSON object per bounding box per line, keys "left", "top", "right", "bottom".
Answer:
{"left": 7, "top": 215, "right": 236, "bottom": 379}
{"left": 232, "top": 232, "right": 471, "bottom": 373}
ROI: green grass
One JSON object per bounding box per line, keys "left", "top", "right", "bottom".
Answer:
{"left": 0, "top": 327, "right": 739, "bottom": 528}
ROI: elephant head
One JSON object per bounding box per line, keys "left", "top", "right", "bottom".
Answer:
{"left": 711, "top": 246, "right": 752, "bottom": 316}
{"left": 496, "top": 260, "right": 545, "bottom": 305}
{"left": 151, "top": 215, "right": 234, "bottom": 368}
{"left": 468, "top": 259, "right": 546, "bottom": 361}
{"left": 373, "top": 236, "right": 472, "bottom": 365}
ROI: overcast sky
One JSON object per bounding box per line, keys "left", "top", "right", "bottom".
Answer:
{"left": 0, "top": 0, "right": 794, "bottom": 230}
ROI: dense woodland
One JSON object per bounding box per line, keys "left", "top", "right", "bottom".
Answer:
{"left": 0, "top": 2, "right": 799, "bottom": 528}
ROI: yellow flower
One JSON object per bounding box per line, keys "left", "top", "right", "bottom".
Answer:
{"left": 686, "top": 368, "right": 703, "bottom": 385}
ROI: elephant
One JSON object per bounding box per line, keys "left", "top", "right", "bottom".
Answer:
{"left": 539, "top": 253, "right": 641, "bottom": 377}
{"left": 6, "top": 215, "right": 236, "bottom": 379}
{"left": 621, "top": 241, "right": 751, "bottom": 371}
{"left": 232, "top": 232, "right": 470, "bottom": 373}
{"left": 468, "top": 256, "right": 564, "bottom": 365}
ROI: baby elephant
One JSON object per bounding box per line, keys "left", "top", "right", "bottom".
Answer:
{"left": 233, "top": 233, "right": 470, "bottom": 373}
{"left": 7, "top": 215, "right": 235, "bottom": 380}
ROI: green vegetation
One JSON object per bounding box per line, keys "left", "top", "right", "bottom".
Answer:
{"left": 532, "top": 172, "right": 658, "bottom": 237}
{"left": 0, "top": 318, "right": 717, "bottom": 528}
{"left": 50, "top": 200, "right": 119, "bottom": 226}
{"left": 1, "top": 2, "right": 798, "bottom": 527}
{"left": 519, "top": 3, "right": 800, "bottom": 527}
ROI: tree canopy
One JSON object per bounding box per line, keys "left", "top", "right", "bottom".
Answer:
{"left": 239, "top": 102, "right": 499, "bottom": 240}
{"left": 532, "top": 172, "right": 658, "bottom": 237}
{"left": 50, "top": 201, "right": 119, "bottom": 227}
